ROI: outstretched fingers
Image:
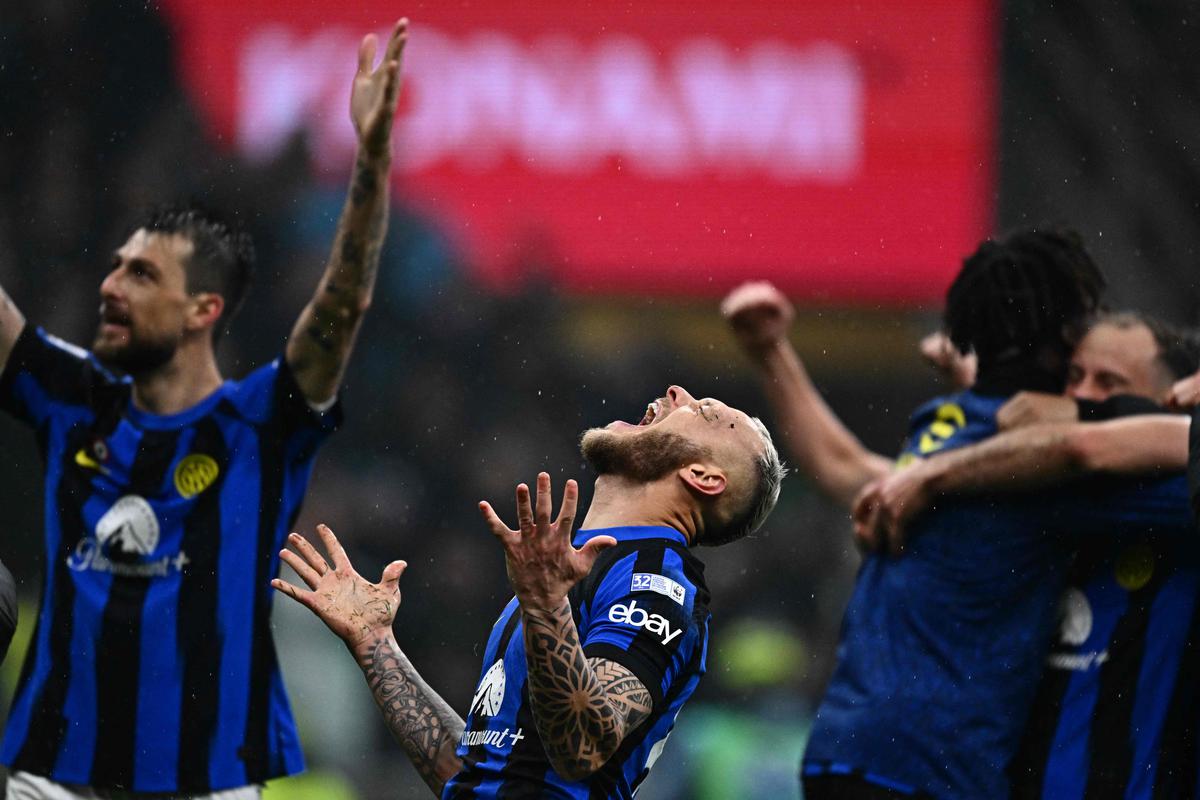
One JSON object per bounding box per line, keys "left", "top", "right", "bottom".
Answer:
{"left": 357, "top": 33, "right": 378, "bottom": 76}
{"left": 280, "top": 542, "right": 322, "bottom": 589}
{"left": 555, "top": 478, "right": 579, "bottom": 534}
{"left": 289, "top": 531, "right": 331, "bottom": 577}
{"left": 315, "top": 523, "right": 351, "bottom": 572}
{"left": 535, "top": 472, "right": 553, "bottom": 527}
{"left": 380, "top": 560, "right": 407, "bottom": 591}
{"left": 479, "top": 501, "right": 517, "bottom": 542}
{"left": 515, "top": 482, "right": 535, "bottom": 535}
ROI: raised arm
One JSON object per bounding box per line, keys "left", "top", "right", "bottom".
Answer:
{"left": 0, "top": 282, "right": 27, "bottom": 375}
{"left": 722, "top": 282, "right": 891, "bottom": 507}
{"left": 853, "top": 415, "right": 1189, "bottom": 553}
{"left": 480, "top": 474, "right": 647, "bottom": 780}
{"left": 272, "top": 524, "right": 464, "bottom": 796}
{"left": 285, "top": 20, "right": 408, "bottom": 405}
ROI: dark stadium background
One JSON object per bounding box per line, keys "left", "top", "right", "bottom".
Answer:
{"left": 0, "top": 1, "right": 1196, "bottom": 797}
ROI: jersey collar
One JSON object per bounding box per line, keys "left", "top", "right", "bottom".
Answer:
{"left": 573, "top": 525, "right": 688, "bottom": 548}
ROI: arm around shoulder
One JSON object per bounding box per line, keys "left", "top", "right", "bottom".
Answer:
{"left": 1063, "top": 414, "right": 1189, "bottom": 475}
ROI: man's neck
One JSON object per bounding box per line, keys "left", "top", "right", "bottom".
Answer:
{"left": 129, "top": 345, "right": 223, "bottom": 416}
{"left": 579, "top": 475, "right": 698, "bottom": 544}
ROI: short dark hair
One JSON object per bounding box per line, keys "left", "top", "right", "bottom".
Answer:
{"left": 140, "top": 205, "right": 255, "bottom": 339}
{"left": 699, "top": 418, "right": 786, "bottom": 547}
{"left": 944, "top": 227, "right": 1106, "bottom": 371}
{"left": 1095, "top": 311, "right": 1200, "bottom": 381}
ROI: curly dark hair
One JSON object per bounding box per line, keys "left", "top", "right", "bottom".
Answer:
{"left": 944, "top": 227, "right": 1106, "bottom": 372}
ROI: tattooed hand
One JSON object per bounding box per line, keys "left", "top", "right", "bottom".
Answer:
{"left": 272, "top": 524, "right": 406, "bottom": 651}
{"left": 351, "top": 18, "right": 408, "bottom": 157}
{"left": 479, "top": 473, "right": 617, "bottom": 610}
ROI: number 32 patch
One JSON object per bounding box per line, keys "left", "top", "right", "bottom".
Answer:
{"left": 631, "top": 573, "right": 686, "bottom": 605}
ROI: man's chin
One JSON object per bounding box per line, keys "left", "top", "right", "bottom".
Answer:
{"left": 92, "top": 338, "right": 176, "bottom": 375}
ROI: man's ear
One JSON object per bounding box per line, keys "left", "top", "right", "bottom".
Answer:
{"left": 678, "top": 463, "right": 727, "bottom": 498}
{"left": 188, "top": 293, "right": 225, "bottom": 333}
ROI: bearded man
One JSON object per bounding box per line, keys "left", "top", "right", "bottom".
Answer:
{"left": 274, "top": 385, "right": 786, "bottom": 798}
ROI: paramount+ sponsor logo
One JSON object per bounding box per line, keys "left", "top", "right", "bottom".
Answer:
{"left": 608, "top": 600, "right": 682, "bottom": 646}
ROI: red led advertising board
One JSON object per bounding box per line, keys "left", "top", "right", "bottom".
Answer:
{"left": 160, "top": 1, "right": 995, "bottom": 303}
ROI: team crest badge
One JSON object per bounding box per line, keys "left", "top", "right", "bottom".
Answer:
{"left": 174, "top": 454, "right": 220, "bottom": 499}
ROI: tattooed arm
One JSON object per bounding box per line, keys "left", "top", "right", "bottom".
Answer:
{"left": 0, "top": 282, "right": 27, "bottom": 375}
{"left": 285, "top": 20, "right": 408, "bottom": 405}
{"left": 480, "top": 473, "right": 650, "bottom": 780}
{"left": 273, "top": 524, "right": 464, "bottom": 796}
{"left": 522, "top": 601, "right": 652, "bottom": 779}
{"left": 352, "top": 632, "right": 465, "bottom": 793}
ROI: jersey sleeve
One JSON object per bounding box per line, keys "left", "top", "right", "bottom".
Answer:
{"left": 228, "top": 357, "right": 342, "bottom": 455}
{"left": 0, "top": 326, "right": 109, "bottom": 429}
{"left": 580, "top": 544, "right": 705, "bottom": 708}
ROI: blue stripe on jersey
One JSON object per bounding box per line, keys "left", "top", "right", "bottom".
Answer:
{"left": 1128, "top": 570, "right": 1200, "bottom": 798}
{"left": 55, "top": 493, "right": 120, "bottom": 782}
{"left": 212, "top": 414, "right": 261, "bottom": 788}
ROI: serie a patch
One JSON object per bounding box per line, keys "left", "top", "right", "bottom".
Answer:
{"left": 631, "top": 572, "right": 686, "bottom": 605}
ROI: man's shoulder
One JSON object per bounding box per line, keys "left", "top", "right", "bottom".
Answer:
{"left": 902, "top": 390, "right": 1003, "bottom": 460}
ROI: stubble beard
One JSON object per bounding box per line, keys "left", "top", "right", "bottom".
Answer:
{"left": 93, "top": 329, "right": 178, "bottom": 376}
{"left": 580, "top": 427, "right": 712, "bottom": 482}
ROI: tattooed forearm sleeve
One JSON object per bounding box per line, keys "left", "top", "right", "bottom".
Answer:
{"left": 286, "top": 148, "right": 390, "bottom": 403}
{"left": 354, "top": 633, "right": 465, "bottom": 796}
{"left": 521, "top": 600, "right": 653, "bottom": 780}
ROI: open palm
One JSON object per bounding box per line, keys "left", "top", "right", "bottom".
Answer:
{"left": 351, "top": 18, "right": 409, "bottom": 154}
{"left": 272, "top": 524, "right": 407, "bottom": 649}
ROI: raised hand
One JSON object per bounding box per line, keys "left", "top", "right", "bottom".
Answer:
{"left": 351, "top": 18, "right": 409, "bottom": 155}
{"left": 479, "top": 473, "right": 616, "bottom": 610}
{"left": 919, "top": 331, "right": 977, "bottom": 391}
{"left": 272, "top": 524, "right": 407, "bottom": 650}
{"left": 721, "top": 281, "right": 796, "bottom": 361}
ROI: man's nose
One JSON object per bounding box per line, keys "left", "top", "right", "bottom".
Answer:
{"left": 99, "top": 268, "right": 121, "bottom": 299}
{"left": 667, "top": 385, "right": 695, "bottom": 406}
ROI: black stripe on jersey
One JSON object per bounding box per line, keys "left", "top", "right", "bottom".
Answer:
{"left": 241, "top": 405, "right": 286, "bottom": 783}
{"left": 91, "top": 428, "right": 182, "bottom": 788}
{"left": 454, "top": 608, "right": 525, "bottom": 797}
{"left": 14, "top": 407, "right": 124, "bottom": 774}
{"left": 1083, "top": 581, "right": 1158, "bottom": 796}
{"left": 1008, "top": 667, "right": 1072, "bottom": 798}
{"left": 1152, "top": 601, "right": 1200, "bottom": 799}
{"left": 176, "top": 417, "right": 230, "bottom": 791}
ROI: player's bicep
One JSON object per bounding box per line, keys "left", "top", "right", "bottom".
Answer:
{"left": 588, "top": 657, "right": 653, "bottom": 734}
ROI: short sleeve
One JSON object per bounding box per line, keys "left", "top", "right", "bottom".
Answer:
{"left": 226, "top": 356, "right": 342, "bottom": 455}
{"left": 580, "top": 545, "right": 705, "bottom": 708}
{"left": 0, "top": 326, "right": 110, "bottom": 428}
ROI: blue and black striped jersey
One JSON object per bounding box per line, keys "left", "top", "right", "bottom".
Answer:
{"left": 804, "top": 390, "right": 1194, "bottom": 799}
{"left": 443, "top": 526, "right": 710, "bottom": 799}
{"left": 1010, "top": 523, "right": 1200, "bottom": 799}
{"left": 0, "top": 326, "right": 339, "bottom": 792}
